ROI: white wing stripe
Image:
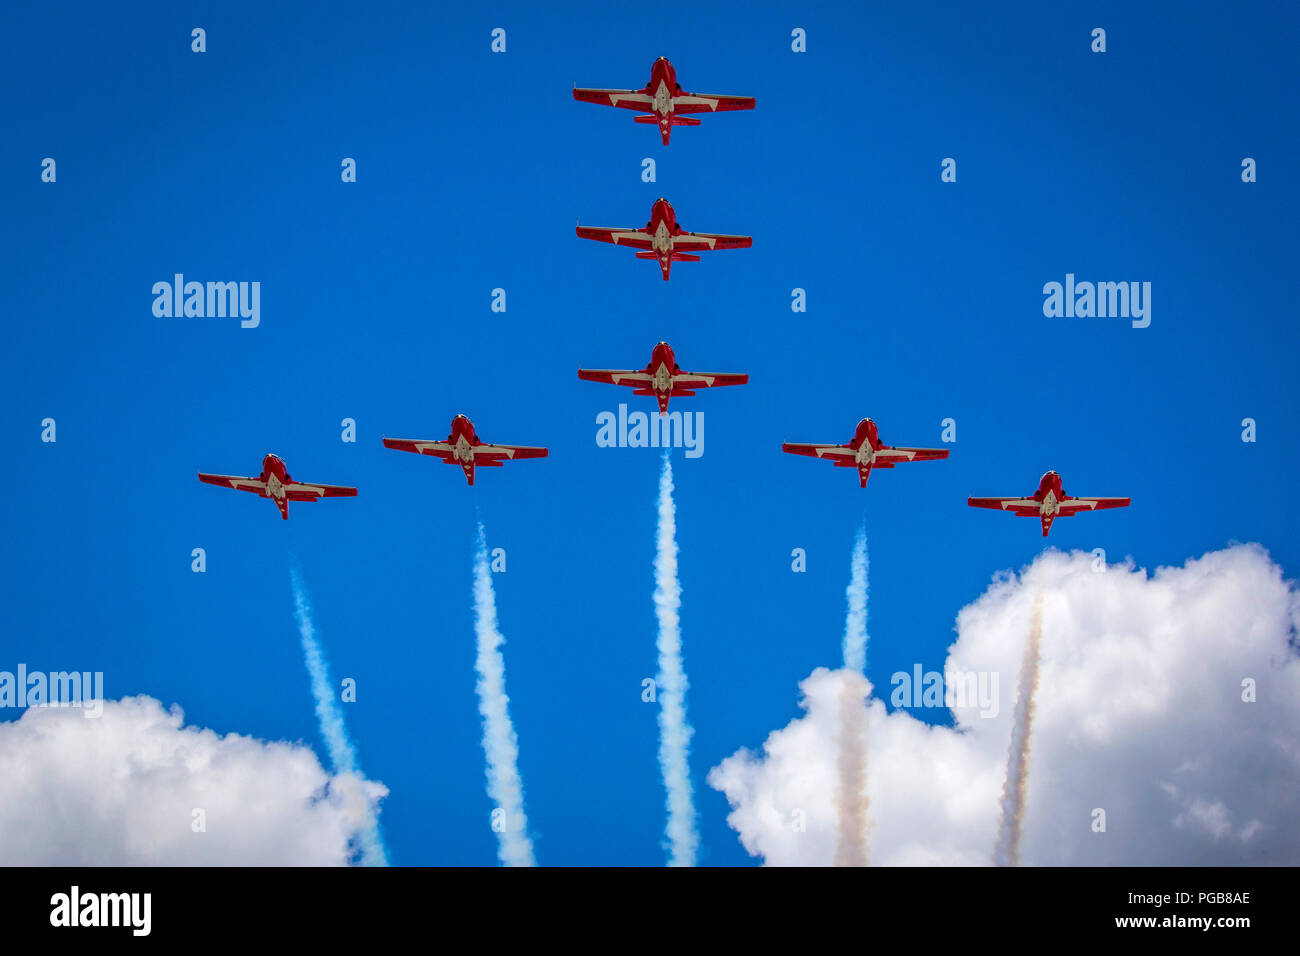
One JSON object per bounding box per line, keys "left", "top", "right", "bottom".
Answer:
{"left": 672, "top": 95, "right": 720, "bottom": 111}
{"left": 673, "top": 234, "right": 716, "bottom": 249}
{"left": 473, "top": 444, "right": 544, "bottom": 459}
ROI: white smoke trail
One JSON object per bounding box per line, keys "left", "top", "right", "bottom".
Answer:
{"left": 472, "top": 523, "right": 536, "bottom": 867}
{"left": 842, "top": 527, "right": 869, "bottom": 674}
{"left": 654, "top": 451, "right": 698, "bottom": 867}
{"left": 834, "top": 671, "right": 871, "bottom": 867}
{"left": 994, "top": 590, "right": 1045, "bottom": 866}
{"left": 289, "top": 565, "right": 388, "bottom": 867}
{"left": 835, "top": 527, "right": 871, "bottom": 866}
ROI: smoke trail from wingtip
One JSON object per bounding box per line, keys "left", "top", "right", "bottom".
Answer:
{"left": 472, "top": 522, "right": 536, "bottom": 867}
{"left": 994, "top": 589, "right": 1045, "bottom": 867}
{"left": 835, "top": 527, "right": 871, "bottom": 866}
{"left": 289, "top": 564, "right": 388, "bottom": 867}
{"left": 654, "top": 450, "right": 697, "bottom": 867}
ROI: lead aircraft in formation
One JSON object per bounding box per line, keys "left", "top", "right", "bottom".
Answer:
{"left": 573, "top": 56, "right": 755, "bottom": 144}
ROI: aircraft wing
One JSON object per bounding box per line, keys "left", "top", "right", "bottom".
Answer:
{"left": 672, "top": 231, "right": 752, "bottom": 251}
{"left": 471, "top": 444, "right": 549, "bottom": 461}
{"left": 673, "top": 371, "right": 748, "bottom": 389}
{"left": 573, "top": 87, "right": 655, "bottom": 111}
{"left": 577, "top": 368, "right": 653, "bottom": 387}
{"left": 1058, "top": 496, "right": 1131, "bottom": 515}
{"left": 283, "top": 481, "right": 357, "bottom": 501}
{"left": 875, "top": 445, "right": 950, "bottom": 463}
{"left": 782, "top": 442, "right": 854, "bottom": 461}
{"left": 576, "top": 226, "right": 654, "bottom": 250}
{"left": 672, "top": 93, "right": 756, "bottom": 114}
{"left": 967, "top": 496, "right": 1041, "bottom": 515}
{"left": 198, "top": 472, "right": 268, "bottom": 495}
{"left": 382, "top": 438, "right": 454, "bottom": 459}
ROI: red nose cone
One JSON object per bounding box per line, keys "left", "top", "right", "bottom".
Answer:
{"left": 263, "top": 454, "right": 288, "bottom": 480}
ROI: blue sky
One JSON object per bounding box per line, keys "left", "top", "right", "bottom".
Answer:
{"left": 2, "top": 1, "right": 1297, "bottom": 866}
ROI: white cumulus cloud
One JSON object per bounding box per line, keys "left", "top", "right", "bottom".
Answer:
{"left": 0, "top": 695, "right": 388, "bottom": 865}
{"left": 709, "top": 544, "right": 1300, "bottom": 865}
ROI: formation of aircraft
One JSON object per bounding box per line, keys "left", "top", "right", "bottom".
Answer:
{"left": 969, "top": 470, "right": 1132, "bottom": 537}
{"left": 573, "top": 57, "right": 755, "bottom": 144}
{"left": 195, "top": 61, "right": 1133, "bottom": 537}
{"left": 197, "top": 425, "right": 1129, "bottom": 537}
{"left": 198, "top": 454, "right": 356, "bottom": 520}
{"left": 578, "top": 341, "right": 748, "bottom": 413}
{"left": 383, "top": 414, "right": 548, "bottom": 487}
{"left": 577, "top": 198, "right": 751, "bottom": 281}
{"left": 782, "top": 417, "right": 949, "bottom": 488}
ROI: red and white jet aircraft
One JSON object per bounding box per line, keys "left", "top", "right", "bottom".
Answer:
{"left": 573, "top": 57, "right": 755, "bottom": 145}
{"left": 576, "top": 198, "right": 751, "bottom": 281}
{"left": 782, "top": 418, "right": 949, "bottom": 488}
{"left": 578, "top": 341, "right": 748, "bottom": 414}
{"left": 198, "top": 453, "right": 357, "bottom": 520}
{"left": 968, "top": 470, "right": 1131, "bottom": 537}
{"left": 382, "top": 414, "right": 547, "bottom": 486}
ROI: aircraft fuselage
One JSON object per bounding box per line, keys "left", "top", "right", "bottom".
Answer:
{"left": 648, "top": 57, "right": 680, "bottom": 140}
{"left": 261, "top": 454, "right": 289, "bottom": 500}
{"left": 448, "top": 415, "right": 480, "bottom": 482}
{"left": 648, "top": 341, "right": 678, "bottom": 396}
{"left": 646, "top": 199, "right": 681, "bottom": 277}
{"left": 850, "top": 419, "right": 883, "bottom": 484}
{"left": 1035, "top": 471, "right": 1066, "bottom": 534}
